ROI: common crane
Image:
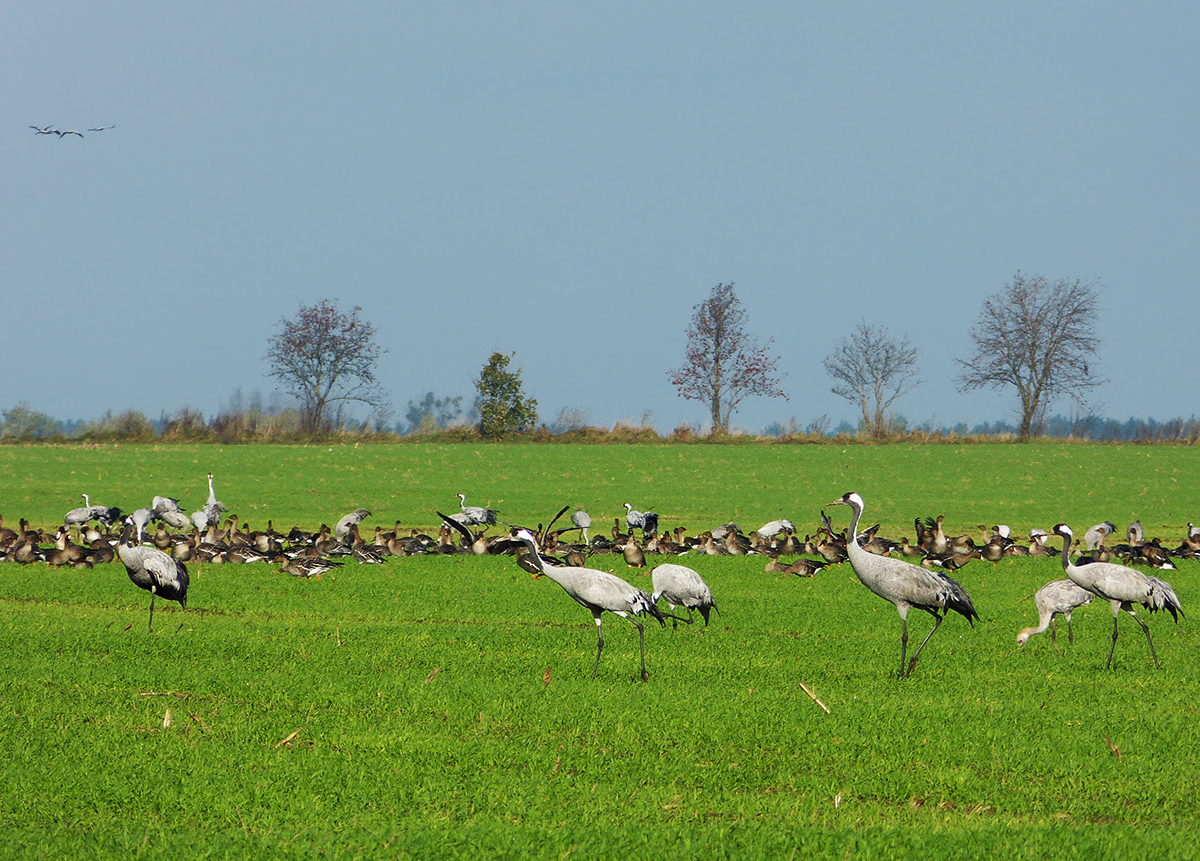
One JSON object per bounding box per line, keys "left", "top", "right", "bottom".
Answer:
{"left": 509, "top": 527, "right": 666, "bottom": 681}
{"left": 826, "top": 492, "right": 978, "bottom": 677}
{"left": 650, "top": 563, "right": 717, "bottom": 629}
{"left": 756, "top": 519, "right": 795, "bottom": 540}
{"left": 117, "top": 518, "right": 189, "bottom": 631}
{"left": 1017, "top": 579, "right": 1095, "bottom": 646}
{"left": 456, "top": 494, "right": 498, "bottom": 527}
{"left": 571, "top": 509, "right": 592, "bottom": 544}
{"left": 1084, "top": 521, "right": 1116, "bottom": 550}
{"left": 1052, "top": 523, "right": 1182, "bottom": 669}
{"left": 335, "top": 508, "right": 371, "bottom": 541}
{"left": 191, "top": 473, "right": 225, "bottom": 532}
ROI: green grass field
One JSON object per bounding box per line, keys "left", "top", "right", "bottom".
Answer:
{"left": 0, "top": 442, "right": 1197, "bottom": 859}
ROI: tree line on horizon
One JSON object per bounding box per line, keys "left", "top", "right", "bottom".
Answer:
{"left": 5, "top": 277, "right": 1195, "bottom": 444}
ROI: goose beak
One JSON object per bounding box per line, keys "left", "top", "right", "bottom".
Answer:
{"left": 531, "top": 572, "right": 543, "bottom": 580}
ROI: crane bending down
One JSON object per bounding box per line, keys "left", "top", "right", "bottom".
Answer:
{"left": 335, "top": 508, "right": 371, "bottom": 541}
{"left": 650, "top": 563, "right": 718, "bottom": 629}
{"left": 827, "top": 492, "right": 978, "bottom": 677}
{"left": 117, "top": 518, "right": 189, "bottom": 631}
{"left": 509, "top": 527, "right": 666, "bottom": 681}
{"left": 457, "top": 494, "right": 498, "bottom": 527}
{"left": 1052, "top": 523, "right": 1182, "bottom": 668}
{"left": 1017, "top": 579, "right": 1095, "bottom": 646}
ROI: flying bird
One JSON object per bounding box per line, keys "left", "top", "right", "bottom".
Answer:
{"left": 87, "top": 124, "right": 115, "bottom": 132}
{"left": 509, "top": 527, "right": 666, "bottom": 681}
{"left": 29, "top": 125, "right": 56, "bottom": 135}
{"left": 1052, "top": 523, "right": 1182, "bottom": 669}
{"left": 826, "top": 491, "right": 978, "bottom": 677}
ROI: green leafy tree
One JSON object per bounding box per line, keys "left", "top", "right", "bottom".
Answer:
{"left": 1, "top": 402, "right": 63, "bottom": 439}
{"left": 475, "top": 352, "right": 538, "bottom": 438}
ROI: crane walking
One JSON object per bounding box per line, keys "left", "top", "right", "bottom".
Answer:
{"left": 1052, "top": 523, "right": 1182, "bottom": 668}
{"left": 509, "top": 527, "right": 665, "bottom": 681}
{"left": 826, "top": 491, "right": 978, "bottom": 677}
{"left": 1017, "top": 579, "right": 1095, "bottom": 646}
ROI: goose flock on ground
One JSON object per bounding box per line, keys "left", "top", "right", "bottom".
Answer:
{"left": 0, "top": 474, "right": 1190, "bottom": 677}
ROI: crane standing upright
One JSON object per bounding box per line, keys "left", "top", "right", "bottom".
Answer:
{"left": 826, "top": 491, "right": 978, "bottom": 677}
{"left": 1052, "top": 523, "right": 1182, "bottom": 668}
{"left": 117, "top": 518, "right": 189, "bottom": 632}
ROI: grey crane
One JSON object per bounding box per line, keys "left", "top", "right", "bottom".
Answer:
{"left": 1017, "top": 579, "right": 1095, "bottom": 646}
{"left": 1052, "top": 523, "right": 1182, "bottom": 669}
{"left": 509, "top": 526, "right": 666, "bottom": 681}
{"left": 650, "top": 563, "right": 718, "bottom": 629}
{"left": 191, "top": 473, "right": 226, "bottom": 531}
{"left": 756, "top": 519, "right": 795, "bottom": 540}
{"left": 623, "top": 503, "right": 659, "bottom": 538}
{"left": 117, "top": 518, "right": 189, "bottom": 631}
{"left": 571, "top": 509, "right": 592, "bottom": 544}
{"left": 456, "top": 493, "right": 498, "bottom": 527}
{"left": 1083, "top": 521, "right": 1116, "bottom": 550}
{"left": 826, "top": 492, "right": 978, "bottom": 677}
{"left": 335, "top": 508, "right": 372, "bottom": 541}
{"left": 150, "top": 496, "right": 192, "bottom": 530}
{"left": 63, "top": 493, "right": 122, "bottom": 529}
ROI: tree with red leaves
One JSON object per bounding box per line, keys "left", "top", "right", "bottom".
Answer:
{"left": 265, "top": 299, "right": 388, "bottom": 434}
{"left": 667, "top": 283, "right": 786, "bottom": 435}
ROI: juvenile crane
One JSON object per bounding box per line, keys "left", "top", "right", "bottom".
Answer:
{"left": 826, "top": 492, "right": 978, "bottom": 677}
{"left": 117, "top": 518, "right": 189, "bottom": 632}
{"left": 1017, "top": 579, "right": 1095, "bottom": 646}
{"left": 509, "top": 527, "right": 666, "bottom": 681}
{"left": 650, "top": 563, "right": 718, "bottom": 629}
{"left": 1052, "top": 523, "right": 1182, "bottom": 669}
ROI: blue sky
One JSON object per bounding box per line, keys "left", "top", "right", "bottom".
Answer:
{"left": 4, "top": 3, "right": 1197, "bottom": 433}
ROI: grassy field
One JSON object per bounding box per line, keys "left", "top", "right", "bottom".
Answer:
{"left": 0, "top": 442, "right": 1197, "bottom": 859}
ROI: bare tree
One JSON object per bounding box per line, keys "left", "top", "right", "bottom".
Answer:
{"left": 667, "top": 282, "right": 785, "bottom": 435}
{"left": 956, "top": 272, "right": 1104, "bottom": 440}
{"left": 822, "top": 320, "right": 921, "bottom": 437}
{"left": 265, "top": 299, "right": 388, "bottom": 434}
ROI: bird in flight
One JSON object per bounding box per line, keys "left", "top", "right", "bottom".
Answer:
{"left": 29, "top": 125, "right": 56, "bottom": 135}
{"left": 87, "top": 124, "right": 115, "bottom": 132}
{"left": 54, "top": 129, "right": 84, "bottom": 138}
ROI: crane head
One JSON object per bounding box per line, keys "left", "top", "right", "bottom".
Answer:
{"left": 1052, "top": 523, "right": 1073, "bottom": 540}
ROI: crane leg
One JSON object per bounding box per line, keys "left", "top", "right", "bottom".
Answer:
{"left": 1050, "top": 616, "right": 1058, "bottom": 643}
{"left": 898, "top": 617, "right": 909, "bottom": 678}
{"left": 635, "top": 619, "right": 648, "bottom": 682}
{"left": 148, "top": 596, "right": 156, "bottom": 633}
{"left": 907, "top": 612, "right": 944, "bottom": 676}
{"left": 591, "top": 615, "right": 604, "bottom": 679}
{"left": 1106, "top": 615, "right": 1120, "bottom": 668}
{"left": 1128, "top": 610, "right": 1160, "bottom": 669}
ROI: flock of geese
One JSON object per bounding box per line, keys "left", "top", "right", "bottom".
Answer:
{"left": 0, "top": 477, "right": 1191, "bottom": 678}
